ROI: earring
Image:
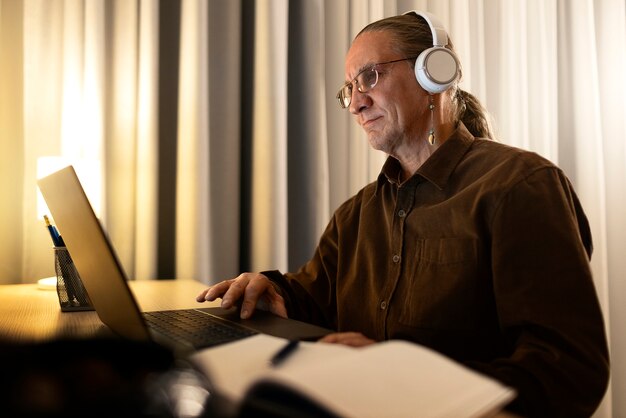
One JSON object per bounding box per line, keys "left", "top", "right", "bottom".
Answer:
{"left": 428, "top": 96, "right": 436, "bottom": 145}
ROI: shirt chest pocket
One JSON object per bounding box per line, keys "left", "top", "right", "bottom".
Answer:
{"left": 397, "top": 237, "right": 480, "bottom": 330}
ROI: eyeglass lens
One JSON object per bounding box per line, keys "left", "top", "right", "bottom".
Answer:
{"left": 338, "top": 68, "right": 379, "bottom": 109}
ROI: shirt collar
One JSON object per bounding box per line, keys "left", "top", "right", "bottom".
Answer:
{"left": 377, "top": 122, "right": 475, "bottom": 191}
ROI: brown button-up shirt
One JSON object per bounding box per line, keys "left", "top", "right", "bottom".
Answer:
{"left": 265, "top": 123, "right": 609, "bottom": 417}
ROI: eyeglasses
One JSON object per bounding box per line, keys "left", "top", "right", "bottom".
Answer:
{"left": 336, "top": 57, "right": 416, "bottom": 109}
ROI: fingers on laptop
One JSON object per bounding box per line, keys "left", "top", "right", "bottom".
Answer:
{"left": 196, "top": 281, "right": 228, "bottom": 302}
{"left": 260, "top": 283, "right": 288, "bottom": 318}
{"left": 195, "top": 273, "right": 287, "bottom": 320}
{"left": 196, "top": 273, "right": 275, "bottom": 311}
{"left": 239, "top": 274, "right": 279, "bottom": 318}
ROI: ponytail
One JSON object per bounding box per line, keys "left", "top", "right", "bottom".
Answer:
{"left": 455, "top": 89, "right": 495, "bottom": 140}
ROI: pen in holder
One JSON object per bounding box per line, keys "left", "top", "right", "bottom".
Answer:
{"left": 54, "top": 246, "right": 94, "bottom": 312}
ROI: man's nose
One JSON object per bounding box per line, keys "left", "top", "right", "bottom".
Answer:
{"left": 349, "top": 89, "right": 371, "bottom": 114}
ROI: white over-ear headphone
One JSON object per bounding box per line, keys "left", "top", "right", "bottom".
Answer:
{"left": 404, "top": 10, "right": 460, "bottom": 94}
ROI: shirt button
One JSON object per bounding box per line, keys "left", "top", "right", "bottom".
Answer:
{"left": 392, "top": 254, "right": 400, "bottom": 263}
{"left": 380, "top": 301, "right": 387, "bottom": 310}
{"left": 398, "top": 209, "right": 406, "bottom": 218}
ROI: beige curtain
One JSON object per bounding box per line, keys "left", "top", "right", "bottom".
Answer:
{"left": 1, "top": 0, "right": 624, "bottom": 416}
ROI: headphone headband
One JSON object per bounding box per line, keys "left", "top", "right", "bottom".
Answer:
{"left": 405, "top": 10, "right": 448, "bottom": 48}
{"left": 402, "top": 10, "right": 459, "bottom": 94}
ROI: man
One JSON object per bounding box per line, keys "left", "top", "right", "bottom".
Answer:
{"left": 197, "top": 11, "right": 609, "bottom": 417}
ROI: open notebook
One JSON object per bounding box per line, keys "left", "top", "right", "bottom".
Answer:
{"left": 192, "top": 334, "right": 516, "bottom": 418}
{"left": 37, "top": 166, "right": 331, "bottom": 354}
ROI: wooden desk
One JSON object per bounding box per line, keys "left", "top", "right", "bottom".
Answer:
{"left": 0, "top": 279, "right": 213, "bottom": 342}
{"left": 0, "top": 279, "right": 520, "bottom": 417}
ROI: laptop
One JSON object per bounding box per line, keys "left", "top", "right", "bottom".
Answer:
{"left": 37, "top": 165, "right": 331, "bottom": 354}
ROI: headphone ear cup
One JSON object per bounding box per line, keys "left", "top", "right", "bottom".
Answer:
{"left": 414, "top": 46, "right": 459, "bottom": 94}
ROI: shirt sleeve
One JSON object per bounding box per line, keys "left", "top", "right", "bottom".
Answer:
{"left": 467, "top": 166, "right": 609, "bottom": 417}
{"left": 262, "top": 207, "right": 343, "bottom": 330}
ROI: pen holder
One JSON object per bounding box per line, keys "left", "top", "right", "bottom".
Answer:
{"left": 54, "top": 246, "right": 94, "bottom": 312}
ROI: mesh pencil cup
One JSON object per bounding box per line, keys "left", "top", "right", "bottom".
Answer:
{"left": 54, "top": 246, "right": 94, "bottom": 312}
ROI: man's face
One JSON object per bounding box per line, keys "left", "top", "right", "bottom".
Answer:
{"left": 344, "top": 30, "right": 430, "bottom": 157}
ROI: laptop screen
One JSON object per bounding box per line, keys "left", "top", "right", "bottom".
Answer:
{"left": 38, "top": 165, "right": 151, "bottom": 342}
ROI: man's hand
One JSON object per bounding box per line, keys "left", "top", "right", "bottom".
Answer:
{"left": 319, "top": 332, "right": 376, "bottom": 347}
{"left": 196, "top": 272, "right": 288, "bottom": 319}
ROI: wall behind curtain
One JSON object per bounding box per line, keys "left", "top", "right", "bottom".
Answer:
{"left": 1, "top": 0, "right": 624, "bottom": 416}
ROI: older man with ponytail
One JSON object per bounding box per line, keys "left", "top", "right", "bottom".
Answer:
{"left": 198, "top": 11, "right": 609, "bottom": 417}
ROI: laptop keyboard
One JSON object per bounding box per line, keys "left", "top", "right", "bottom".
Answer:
{"left": 144, "top": 309, "right": 257, "bottom": 349}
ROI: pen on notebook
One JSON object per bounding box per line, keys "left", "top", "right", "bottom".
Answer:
{"left": 270, "top": 340, "right": 300, "bottom": 367}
